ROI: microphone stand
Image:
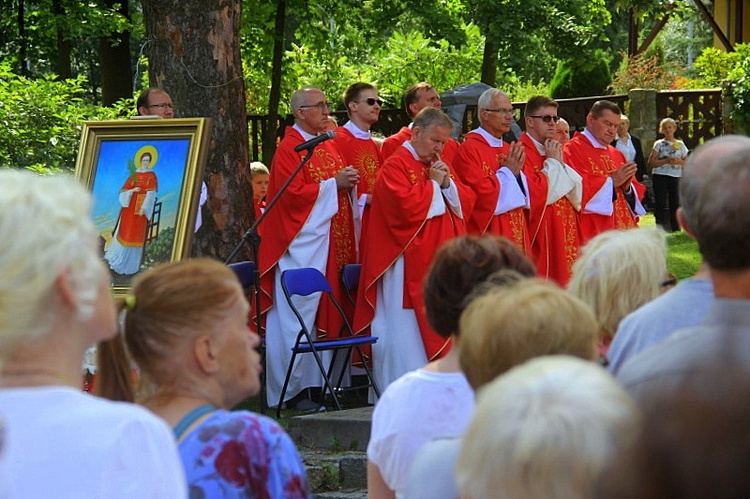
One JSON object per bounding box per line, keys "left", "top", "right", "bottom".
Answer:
{"left": 225, "top": 147, "right": 316, "bottom": 413}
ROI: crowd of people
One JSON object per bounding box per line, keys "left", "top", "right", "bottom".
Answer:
{"left": 2, "top": 79, "right": 749, "bottom": 499}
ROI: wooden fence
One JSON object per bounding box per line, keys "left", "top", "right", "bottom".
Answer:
{"left": 655, "top": 89, "right": 723, "bottom": 150}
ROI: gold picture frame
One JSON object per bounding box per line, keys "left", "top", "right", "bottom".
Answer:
{"left": 75, "top": 118, "right": 212, "bottom": 296}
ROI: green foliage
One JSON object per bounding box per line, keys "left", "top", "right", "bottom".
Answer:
{"left": 142, "top": 226, "right": 175, "bottom": 271}
{"left": 727, "top": 44, "right": 750, "bottom": 131}
{"left": 549, "top": 50, "right": 612, "bottom": 98}
{"left": 0, "top": 63, "right": 131, "bottom": 173}
{"left": 693, "top": 47, "right": 737, "bottom": 87}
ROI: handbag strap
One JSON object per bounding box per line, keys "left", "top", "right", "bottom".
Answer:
{"left": 173, "top": 405, "right": 216, "bottom": 440}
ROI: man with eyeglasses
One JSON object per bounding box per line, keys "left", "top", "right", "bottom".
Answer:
{"left": 136, "top": 88, "right": 175, "bottom": 119}
{"left": 381, "top": 82, "right": 459, "bottom": 164}
{"left": 519, "top": 96, "right": 583, "bottom": 286}
{"left": 453, "top": 88, "right": 530, "bottom": 254}
{"left": 333, "top": 82, "right": 383, "bottom": 256}
{"left": 564, "top": 100, "right": 646, "bottom": 243}
{"left": 136, "top": 87, "right": 210, "bottom": 232}
{"left": 259, "top": 86, "right": 360, "bottom": 411}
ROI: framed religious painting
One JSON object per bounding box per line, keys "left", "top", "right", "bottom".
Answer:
{"left": 75, "top": 117, "right": 212, "bottom": 297}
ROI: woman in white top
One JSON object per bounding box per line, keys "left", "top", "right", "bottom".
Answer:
{"left": 0, "top": 169, "right": 187, "bottom": 499}
{"left": 367, "top": 236, "right": 536, "bottom": 499}
{"left": 648, "top": 117, "right": 689, "bottom": 231}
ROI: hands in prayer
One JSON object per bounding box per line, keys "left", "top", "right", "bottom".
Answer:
{"left": 335, "top": 165, "right": 360, "bottom": 190}
{"left": 611, "top": 161, "right": 638, "bottom": 190}
{"left": 430, "top": 156, "right": 451, "bottom": 189}
{"left": 503, "top": 141, "right": 526, "bottom": 175}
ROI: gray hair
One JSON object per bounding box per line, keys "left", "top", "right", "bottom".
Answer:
{"left": 477, "top": 88, "right": 509, "bottom": 126}
{"left": 680, "top": 135, "right": 750, "bottom": 231}
{"left": 694, "top": 146, "right": 750, "bottom": 270}
{"left": 291, "top": 86, "right": 323, "bottom": 117}
{"left": 0, "top": 170, "right": 103, "bottom": 354}
{"left": 456, "top": 355, "right": 638, "bottom": 499}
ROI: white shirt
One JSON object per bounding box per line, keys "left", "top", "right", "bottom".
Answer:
{"left": 0, "top": 386, "right": 187, "bottom": 498}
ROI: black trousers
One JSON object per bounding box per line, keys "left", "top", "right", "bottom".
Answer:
{"left": 652, "top": 174, "right": 680, "bottom": 231}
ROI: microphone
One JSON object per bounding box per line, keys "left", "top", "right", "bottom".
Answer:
{"left": 294, "top": 130, "right": 335, "bottom": 152}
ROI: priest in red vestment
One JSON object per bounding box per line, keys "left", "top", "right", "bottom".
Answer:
{"left": 381, "top": 82, "right": 459, "bottom": 164}
{"left": 353, "top": 107, "right": 473, "bottom": 392}
{"left": 258, "top": 86, "right": 360, "bottom": 409}
{"left": 333, "top": 82, "right": 383, "bottom": 256}
{"left": 105, "top": 146, "right": 158, "bottom": 276}
{"left": 519, "top": 96, "right": 583, "bottom": 285}
{"left": 563, "top": 100, "right": 646, "bottom": 244}
{"left": 453, "top": 88, "right": 531, "bottom": 255}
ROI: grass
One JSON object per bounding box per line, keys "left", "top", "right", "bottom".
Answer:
{"left": 639, "top": 213, "right": 702, "bottom": 280}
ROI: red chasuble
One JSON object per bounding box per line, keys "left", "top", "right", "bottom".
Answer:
{"left": 115, "top": 171, "right": 157, "bottom": 247}
{"left": 333, "top": 126, "right": 383, "bottom": 256}
{"left": 353, "top": 145, "right": 471, "bottom": 360}
{"left": 453, "top": 132, "right": 531, "bottom": 255}
{"left": 381, "top": 126, "right": 460, "bottom": 165}
{"left": 564, "top": 132, "right": 646, "bottom": 244}
{"left": 520, "top": 133, "right": 580, "bottom": 285}
{"left": 259, "top": 126, "right": 356, "bottom": 338}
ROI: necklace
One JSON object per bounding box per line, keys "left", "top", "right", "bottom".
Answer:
{"left": 1, "top": 369, "right": 76, "bottom": 387}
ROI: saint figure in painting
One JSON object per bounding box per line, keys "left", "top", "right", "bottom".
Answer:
{"left": 105, "top": 145, "right": 159, "bottom": 275}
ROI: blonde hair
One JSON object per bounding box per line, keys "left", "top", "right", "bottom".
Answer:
{"left": 249, "top": 161, "right": 269, "bottom": 177}
{"left": 567, "top": 228, "right": 666, "bottom": 341}
{"left": 659, "top": 117, "right": 677, "bottom": 133}
{"left": 0, "top": 170, "right": 103, "bottom": 355}
{"left": 458, "top": 279, "right": 598, "bottom": 391}
{"left": 456, "top": 355, "right": 638, "bottom": 499}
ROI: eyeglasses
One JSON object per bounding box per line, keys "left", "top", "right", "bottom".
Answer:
{"left": 148, "top": 103, "right": 174, "bottom": 109}
{"left": 528, "top": 115, "right": 560, "bottom": 123}
{"left": 483, "top": 108, "right": 515, "bottom": 116}
{"left": 299, "top": 102, "right": 331, "bottom": 111}
{"left": 355, "top": 98, "right": 384, "bottom": 106}
{"left": 660, "top": 274, "right": 677, "bottom": 289}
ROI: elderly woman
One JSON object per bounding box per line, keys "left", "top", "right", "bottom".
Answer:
{"left": 456, "top": 356, "right": 638, "bottom": 499}
{"left": 97, "top": 258, "right": 310, "bottom": 498}
{"left": 405, "top": 278, "right": 600, "bottom": 499}
{"left": 568, "top": 227, "right": 668, "bottom": 363}
{"left": 648, "top": 117, "right": 689, "bottom": 231}
{"left": 0, "top": 169, "right": 186, "bottom": 497}
{"left": 367, "top": 235, "right": 536, "bottom": 499}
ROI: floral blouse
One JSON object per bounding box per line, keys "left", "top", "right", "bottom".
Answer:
{"left": 179, "top": 409, "right": 311, "bottom": 499}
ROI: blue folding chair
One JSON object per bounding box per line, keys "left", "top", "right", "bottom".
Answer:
{"left": 278, "top": 267, "right": 380, "bottom": 417}
{"left": 228, "top": 261, "right": 267, "bottom": 413}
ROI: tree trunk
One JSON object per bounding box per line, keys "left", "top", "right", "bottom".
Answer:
{"left": 141, "top": 0, "right": 252, "bottom": 262}
{"left": 52, "top": 0, "right": 72, "bottom": 79}
{"left": 263, "top": 0, "right": 286, "bottom": 166}
{"left": 99, "top": 0, "right": 132, "bottom": 105}
{"left": 480, "top": 36, "right": 497, "bottom": 87}
{"left": 18, "top": 0, "right": 27, "bottom": 76}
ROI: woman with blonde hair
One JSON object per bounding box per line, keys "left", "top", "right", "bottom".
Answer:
{"left": 0, "top": 169, "right": 186, "bottom": 497}
{"left": 97, "top": 258, "right": 310, "bottom": 498}
{"left": 648, "top": 117, "right": 689, "bottom": 231}
{"left": 567, "top": 227, "right": 667, "bottom": 362}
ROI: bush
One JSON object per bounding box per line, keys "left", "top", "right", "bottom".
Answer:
{"left": 549, "top": 50, "right": 612, "bottom": 98}
{"left": 0, "top": 63, "right": 131, "bottom": 173}
{"left": 727, "top": 44, "right": 750, "bottom": 131}
{"left": 609, "top": 52, "right": 676, "bottom": 94}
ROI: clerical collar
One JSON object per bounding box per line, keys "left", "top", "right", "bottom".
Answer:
{"left": 293, "top": 123, "right": 316, "bottom": 141}
{"left": 403, "top": 141, "right": 422, "bottom": 162}
{"left": 583, "top": 128, "right": 608, "bottom": 150}
{"left": 526, "top": 132, "right": 547, "bottom": 156}
{"left": 472, "top": 127, "right": 504, "bottom": 148}
{"left": 343, "top": 120, "right": 371, "bottom": 139}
